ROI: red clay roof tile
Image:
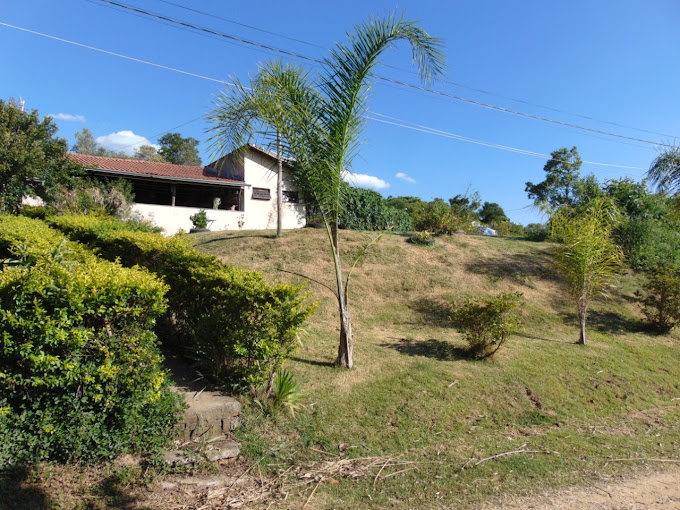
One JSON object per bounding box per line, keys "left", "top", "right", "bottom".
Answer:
{"left": 68, "top": 153, "right": 244, "bottom": 184}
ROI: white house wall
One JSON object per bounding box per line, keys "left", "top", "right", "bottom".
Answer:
{"left": 241, "top": 150, "right": 305, "bottom": 230}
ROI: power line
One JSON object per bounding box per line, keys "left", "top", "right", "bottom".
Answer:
{"left": 368, "top": 112, "right": 647, "bottom": 174}
{"left": 151, "top": 0, "right": 674, "bottom": 140}
{"left": 0, "top": 21, "right": 231, "bottom": 85}
{"left": 0, "top": 20, "right": 650, "bottom": 174}
{"left": 91, "top": 0, "right": 676, "bottom": 147}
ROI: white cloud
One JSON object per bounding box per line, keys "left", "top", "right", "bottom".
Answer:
{"left": 49, "top": 113, "right": 85, "bottom": 122}
{"left": 344, "top": 172, "right": 390, "bottom": 190}
{"left": 96, "top": 130, "right": 159, "bottom": 156}
{"left": 395, "top": 172, "right": 416, "bottom": 184}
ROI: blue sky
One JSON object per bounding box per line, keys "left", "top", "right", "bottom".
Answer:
{"left": 2, "top": 0, "right": 678, "bottom": 224}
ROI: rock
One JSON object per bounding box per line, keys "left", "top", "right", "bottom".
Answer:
{"left": 204, "top": 440, "right": 241, "bottom": 462}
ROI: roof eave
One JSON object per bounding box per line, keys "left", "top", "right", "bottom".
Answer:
{"left": 86, "top": 167, "right": 250, "bottom": 187}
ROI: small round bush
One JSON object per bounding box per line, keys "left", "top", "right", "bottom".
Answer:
{"left": 450, "top": 292, "right": 524, "bottom": 358}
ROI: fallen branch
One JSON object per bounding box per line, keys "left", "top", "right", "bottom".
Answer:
{"left": 471, "top": 448, "right": 558, "bottom": 468}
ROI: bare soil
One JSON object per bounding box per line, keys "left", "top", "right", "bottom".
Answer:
{"left": 477, "top": 467, "right": 680, "bottom": 510}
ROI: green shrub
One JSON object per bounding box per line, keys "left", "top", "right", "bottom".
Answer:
{"left": 0, "top": 217, "right": 184, "bottom": 466}
{"left": 524, "top": 223, "right": 548, "bottom": 241}
{"left": 412, "top": 199, "right": 465, "bottom": 235}
{"left": 450, "top": 292, "right": 524, "bottom": 358}
{"left": 190, "top": 209, "right": 209, "bottom": 229}
{"left": 338, "top": 187, "right": 412, "bottom": 231}
{"left": 47, "top": 214, "right": 317, "bottom": 390}
{"left": 408, "top": 230, "right": 434, "bottom": 246}
{"left": 635, "top": 268, "right": 680, "bottom": 333}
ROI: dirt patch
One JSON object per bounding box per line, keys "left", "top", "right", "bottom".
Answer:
{"left": 476, "top": 467, "right": 680, "bottom": 509}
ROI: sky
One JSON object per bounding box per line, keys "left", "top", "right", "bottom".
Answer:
{"left": 1, "top": 0, "right": 679, "bottom": 225}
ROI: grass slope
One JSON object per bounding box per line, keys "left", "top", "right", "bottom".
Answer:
{"left": 193, "top": 228, "right": 680, "bottom": 509}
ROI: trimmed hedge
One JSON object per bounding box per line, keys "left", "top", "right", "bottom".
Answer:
{"left": 0, "top": 215, "right": 184, "bottom": 466}
{"left": 47, "top": 215, "right": 317, "bottom": 390}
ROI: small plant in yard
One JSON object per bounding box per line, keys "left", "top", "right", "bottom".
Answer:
{"left": 635, "top": 267, "right": 680, "bottom": 333}
{"left": 408, "top": 230, "right": 435, "bottom": 246}
{"left": 450, "top": 292, "right": 524, "bottom": 358}
{"left": 190, "top": 209, "right": 208, "bottom": 229}
{"left": 256, "top": 368, "right": 303, "bottom": 417}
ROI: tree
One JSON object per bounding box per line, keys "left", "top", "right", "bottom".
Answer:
{"left": 550, "top": 198, "right": 624, "bottom": 344}
{"left": 479, "top": 202, "right": 508, "bottom": 224}
{"left": 157, "top": 132, "right": 201, "bottom": 166}
{"left": 208, "top": 13, "right": 445, "bottom": 368}
{"left": 647, "top": 144, "right": 680, "bottom": 195}
{"left": 0, "top": 99, "right": 83, "bottom": 213}
{"left": 71, "top": 128, "right": 127, "bottom": 158}
{"left": 526, "top": 147, "right": 583, "bottom": 210}
{"left": 71, "top": 128, "right": 100, "bottom": 155}
{"left": 134, "top": 144, "right": 165, "bottom": 162}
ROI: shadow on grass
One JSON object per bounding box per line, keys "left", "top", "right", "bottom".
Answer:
{"left": 558, "top": 309, "right": 648, "bottom": 336}
{"left": 516, "top": 332, "right": 569, "bottom": 344}
{"left": 408, "top": 298, "right": 452, "bottom": 327}
{"left": 464, "top": 251, "right": 558, "bottom": 287}
{"left": 0, "top": 465, "right": 51, "bottom": 510}
{"left": 193, "top": 233, "right": 276, "bottom": 248}
{"left": 290, "top": 356, "right": 336, "bottom": 368}
{"left": 380, "top": 337, "right": 469, "bottom": 362}
{"left": 91, "top": 474, "right": 146, "bottom": 510}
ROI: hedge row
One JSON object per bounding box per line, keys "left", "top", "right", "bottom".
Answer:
{"left": 0, "top": 215, "right": 183, "bottom": 465}
{"left": 46, "top": 215, "right": 317, "bottom": 390}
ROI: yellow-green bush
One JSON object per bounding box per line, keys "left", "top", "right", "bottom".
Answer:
{"left": 0, "top": 215, "right": 184, "bottom": 466}
{"left": 47, "top": 215, "right": 317, "bottom": 390}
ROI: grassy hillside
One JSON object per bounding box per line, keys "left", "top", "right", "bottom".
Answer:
{"left": 193, "top": 228, "right": 680, "bottom": 509}
{"left": 194, "top": 228, "right": 680, "bottom": 507}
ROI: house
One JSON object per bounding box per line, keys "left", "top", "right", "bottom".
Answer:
{"left": 69, "top": 144, "right": 306, "bottom": 234}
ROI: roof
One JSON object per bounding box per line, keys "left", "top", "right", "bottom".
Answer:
{"left": 69, "top": 153, "right": 245, "bottom": 186}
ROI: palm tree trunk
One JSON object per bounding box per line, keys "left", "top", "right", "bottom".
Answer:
{"left": 276, "top": 130, "right": 283, "bottom": 237}
{"left": 337, "top": 299, "right": 353, "bottom": 368}
{"left": 578, "top": 306, "right": 587, "bottom": 345}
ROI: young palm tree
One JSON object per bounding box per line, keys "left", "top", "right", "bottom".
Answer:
{"left": 208, "top": 13, "right": 445, "bottom": 368}
{"left": 550, "top": 198, "right": 624, "bottom": 344}
{"left": 647, "top": 144, "right": 680, "bottom": 195}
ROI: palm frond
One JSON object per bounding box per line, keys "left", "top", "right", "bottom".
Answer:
{"left": 647, "top": 144, "right": 680, "bottom": 195}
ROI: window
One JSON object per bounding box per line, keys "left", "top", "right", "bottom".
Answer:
{"left": 252, "top": 187, "right": 271, "bottom": 200}
{"left": 282, "top": 190, "right": 299, "bottom": 203}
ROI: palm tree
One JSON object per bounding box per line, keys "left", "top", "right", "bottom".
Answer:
{"left": 208, "top": 13, "right": 445, "bottom": 368}
{"left": 647, "top": 144, "right": 680, "bottom": 195}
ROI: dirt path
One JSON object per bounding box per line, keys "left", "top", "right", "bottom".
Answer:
{"left": 478, "top": 467, "right": 680, "bottom": 509}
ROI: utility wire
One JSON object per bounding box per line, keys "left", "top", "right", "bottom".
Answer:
{"left": 0, "top": 20, "right": 649, "bottom": 174}
{"left": 91, "top": 0, "right": 675, "bottom": 147}
{"left": 368, "top": 112, "right": 647, "bottom": 173}
{"left": 152, "top": 0, "right": 673, "bottom": 140}
{"left": 0, "top": 21, "right": 230, "bottom": 85}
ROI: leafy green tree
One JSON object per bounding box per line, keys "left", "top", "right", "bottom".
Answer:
{"left": 550, "top": 198, "right": 624, "bottom": 344}
{"left": 208, "top": 13, "right": 445, "bottom": 368}
{"left": 449, "top": 192, "right": 480, "bottom": 221}
{"left": 157, "top": 132, "right": 201, "bottom": 166}
{"left": 385, "top": 195, "right": 425, "bottom": 215}
{"left": 526, "top": 147, "right": 583, "bottom": 209}
{"left": 133, "top": 144, "right": 165, "bottom": 162}
{"left": 71, "top": 128, "right": 127, "bottom": 158}
{"left": 479, "top": 201, "right": 508, "bottom": 224}
{"left": 0, "top": 99, "right": 83, "bottom": 213}
{"left": 647, "top": 144, "right": 680, "bottom": 195}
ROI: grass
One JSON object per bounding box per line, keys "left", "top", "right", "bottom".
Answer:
{"left": 5, "top": 228, "right": 678, "bottom": 509}
{"left": 192, "top": 228, "right": 680, "bottom": 509}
